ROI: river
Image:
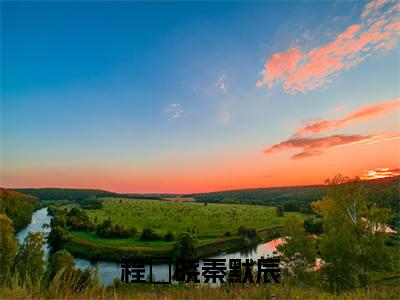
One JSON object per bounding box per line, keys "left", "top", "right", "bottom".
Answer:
{"left": 17, "top": 207, "right": 282, "bottom": 285}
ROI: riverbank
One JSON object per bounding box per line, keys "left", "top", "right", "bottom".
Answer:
{"left": 49, "top": 198, "right": 288, "bottom": 262}
{"left": 19, "top": 207, "right": 286, "bottom": 285}
{"left": 61, "top": 226, "right": 283, "bottom": 262}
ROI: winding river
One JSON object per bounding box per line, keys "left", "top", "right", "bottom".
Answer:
{"left": 17, "top": 207, "right": 282, "bottom": 285}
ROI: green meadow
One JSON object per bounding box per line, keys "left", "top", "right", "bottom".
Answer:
{"left": 85, "top": 198, "right": 288, "bottom": 237}
{"left": 56, "top": 198, "right": 290, "bottom": 261}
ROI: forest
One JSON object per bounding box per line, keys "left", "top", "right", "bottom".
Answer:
{"left": 0, "top": 188, "right": 38, "bottom": 230}
{"left": 13, "top": 188, "right": 129, "bottom": 202}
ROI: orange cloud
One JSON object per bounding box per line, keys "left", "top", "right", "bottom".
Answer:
{"left": 297, "top": 98, "right": 400, "bottom": 136}
{"left": 257, "top": 0, "right": 400, "bottom": 93}
{"left": 264, "top": 134, "right": 377, "bottom": 159}
{"left": 360, "top": 167, "right": 400, "bottom": 179}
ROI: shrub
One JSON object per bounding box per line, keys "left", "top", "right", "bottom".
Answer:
{"left": 238, "top": 226, "right": 257, "bottom": 239}
{"left": 80, "top": 197, "right": 102, "bottom": 209}
{"left": 14, "top": 232, "right": 46, "bottom": 282}
{"left": 173, "top": 232, "right": 198, "bottom": 259}
{"left": 48, "top": 226, "right": 70, "bottom": 249}
{"left": 67, "top": 208, "right": 95, "bottom": 231}
{"left": 140, "top": 228, "right": 160, "bottom": 241}
{"left": 0, "top": 214, "right": 17, "bottom": 284}
{"left": 51, "top": 215, "right": 67, "bottom": 229}
{"left": 46, "top": 249, "right": 75, "bottom": 281}
{"left": 96, "top": 219, "right": 135, "bottom": 238}
{"left": 303, "top": 218, "right": 323, "bottom": 234}
{"left": 164, "top": 231, "right": 175, "bottom": 241}
{"left": 276, "top": 205, "right": 284, "bottom": 217}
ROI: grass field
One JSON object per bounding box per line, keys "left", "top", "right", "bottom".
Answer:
{"left": 85, "top": 198, "right": 290, "bottom": 237}
{"left": 70, "top": 230, "right": 221, "bottom": 247}
{"left": 61, "top": 198, "right": 292, "bottom": 260}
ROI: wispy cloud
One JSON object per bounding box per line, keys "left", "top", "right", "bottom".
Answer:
{"left": 165, "top": 103, "right": 183, "bottom": 119}
{"left": 264, "top": 134, "right": 377, "bottom": 159}
{"left": 222, "top": 111, "right": 231, "bottom": 123}
{"left": 264, "top": 133, "right": 400, "bottom": 159}
{"left": 361, "top": 167, "right": 400, "bottom": 180}
{"left": 217, "top": 74, "right": 227, "bottom": 93}
{"left": 256, "top": 0, "right": 400, "bottom": 93}
{"left": 332, "top": 104, "right": 346, "bottom": 113}
{"left": 297, "top": 98, "right": 400, "bottom": 136}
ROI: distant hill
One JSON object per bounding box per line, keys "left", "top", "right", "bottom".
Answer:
{"left": 13, "top": 175, "right": 400, "bottom": 210}
{"left": 190, "top": 176, "right": 400, "bottom": 215}
{"left": 13, "top": 188, "right": 126, "bottom": 202}
{"left": 0, "top": 188, "right": 38, "bottom": 230}
{"left": 191, "top": 184, "right": 327, "bottom": 206}
{"left": 14, "top": 188, "right": 162, "bottom": 202}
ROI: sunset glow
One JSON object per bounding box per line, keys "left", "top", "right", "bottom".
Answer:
{"left": 361, "top": 167, "right": 400, "bottom": 180}
{"left": 1, "top": 0, "right": 399, "bottom": 193}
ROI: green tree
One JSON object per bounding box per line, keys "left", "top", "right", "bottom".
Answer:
{"left": 314, "top": 175, "right": 391, "bottom": 292}
{"left": 276, "top": 205, "right": 284, "bottom": 217}
{"left": 140, "top": 228, "right": 160, "bottom": 241}
{"left": 46, "top": 249, "right": 75, "bottom": 282}
{"left": 277, "top": 215, "right": 317, "bottom": 284}
{"left": 0, "top": 214, "right": 17, "bottom": 284}
{"left": 48, "top": 226, "right": 70, "bottom": 250}
{"left": 303, "top": 218, "right": 323, "bottom": 234}
{"left": 0, "top": 188, "right": 37, "bottom": 231}
{"left": 164, "top": 230, "right": 175, "bottom": 241}
{"left": 173, "top": 232, "right": 198, "bottom": 259}
{"left": 14, "top": 232, "right": 46, "bottom": 282}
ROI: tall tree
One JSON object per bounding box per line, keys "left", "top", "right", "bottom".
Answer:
{"left": 14, "top": 232, "right": 46, "bottom": 282}
{"left": 46, "top": 249, "right": 75, "bottom": 282}
{"left": 0, "top": 214, "right": 17, "bottom": 284}
{"left": 173, "top": 232, "right": 198, "bottom": 259}
{"left": 312, "top": 175, "right": 391, "bottom": 292}
{"left": 277, "top": 215, "right": 317, "bottom": 284}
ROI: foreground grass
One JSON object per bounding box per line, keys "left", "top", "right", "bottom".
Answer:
{"left": 1, "top": 281, "right": 399, "bottom": 300}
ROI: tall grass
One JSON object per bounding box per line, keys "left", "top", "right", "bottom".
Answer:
{"left": 1, "top": 275, "right": 399, "bottom": 299}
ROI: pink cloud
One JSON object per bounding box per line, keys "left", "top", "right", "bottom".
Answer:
{"left": 297, "top": 98, "right": 400, "bottom": 136}
{"left": 257, "top": 0, "right": 400, "bottom": 93}
{"left": 361, "top": 167, "right": 400, "bottom": 180}
{"left": 333, "top": 104, "right": 346, "bottom": 113}
{"left": 264, "top": 134, "right": 377, "bottom": 160}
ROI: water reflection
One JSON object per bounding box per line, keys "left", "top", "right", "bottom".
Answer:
{"left": 16, "top": 207, "right": 52, "bottom": 259}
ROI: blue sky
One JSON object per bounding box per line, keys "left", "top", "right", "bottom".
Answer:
{"left": 1, "top": 1, "right": 399, "bottom": 193}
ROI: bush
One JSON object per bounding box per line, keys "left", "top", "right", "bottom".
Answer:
{"left": 276, "top": 205, "right": 284, "bottom": 217}
{"left": 238, "top": 226, "right": 257, "bottom": 239}
{"left": 173, "top": 232, "right": 198, "bottom": 259}
{"left": 46, "top": 249, "right": 75, "bottom": 281}
{"left": 96, "top": 219, "right": 136, "bottom": 238}
{"left": 48, "top": 226, "right": 70, "bottom": 249}
{"left": 164, "top": 231, "right": 175, "bottom": 241}
{"left": 67, "top": 208, "right": 95, "bottom": 231}
{"left": 14, "top": 232, "right": 46, "bottom": 282}
{"left": 224, "top": 231, "right": 232, "bottom": 237}
{"left": 51, "top": 215, "right": 67, "bottom": 229}
{"left": 140, "top": 228, "right": 160, "bottom": 241}
{"left": 46, "top": 250, "right": 96, "bottom": 293}
{"left": 80, "top": 197, "right": 102, "bottom": 209}
{"left": 48, "top": 205, "right": 67, "bottom": 216}
{"left": 0, "top": 214, "right": 17, "bottom": 284}
{"left": 303, "top": 218, "right": 323, "bottom": 234}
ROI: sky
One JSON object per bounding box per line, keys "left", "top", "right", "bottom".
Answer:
{"left": 1, "top": 0, "right": 399, "bottom": 193}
